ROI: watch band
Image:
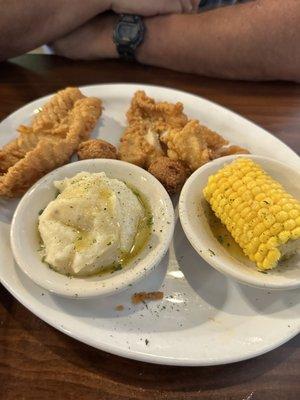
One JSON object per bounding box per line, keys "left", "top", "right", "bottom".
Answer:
{"left": 116, "top": 43, "right": 135, "bottom": 61}
{"left": 113, "top": 14, "right": 145, "bottom": 61}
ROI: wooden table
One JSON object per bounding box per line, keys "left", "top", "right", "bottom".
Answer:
{"left": 0, "top": 55, "right": 299, "bottom": 400}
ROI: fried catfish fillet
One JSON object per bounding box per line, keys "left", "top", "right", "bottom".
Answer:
{"left": 119, "top": 91, "right": 189, "bottom": 168}
{"left": 0, "top": 87, "right": 102, "bottom": 197}
{"left": 210, "top": 144, "right": 250, "bottom": 159}
{"left": 119, "top": 120, "right": 165, "bottom": 168}
{"left": 126, "top": 90, "right": 188, "bottom": 132}
{"left": 160, "top": 120, "right": 212, "bottom": 171}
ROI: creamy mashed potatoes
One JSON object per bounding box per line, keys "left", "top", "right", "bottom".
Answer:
{"left": 38, "top": 172, "right": 146, "bottom": 276}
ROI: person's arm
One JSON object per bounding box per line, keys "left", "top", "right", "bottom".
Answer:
{"left": 52, "top": 0, "right": 300, "bottom": 81}
{"left": 0, "top": 0, "right": 199, "bottom": 61}
{"left": 0, "top": 0, "right": 114, "bottom": 61}
{"left": 137, "top": 0, "right": 300, "bottom": 81}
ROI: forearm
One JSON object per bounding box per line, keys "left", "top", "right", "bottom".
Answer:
{"left": 0, "top": 0, "right": 110, "bottom": 60}
{"left": 137, "top": 0, "right": 300, "bottom": 81}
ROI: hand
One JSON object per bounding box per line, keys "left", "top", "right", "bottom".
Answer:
{"left": 110, "top": 0, "right": 200, "bottom": 16}
{"left": 50, "top": 14, "right": 118, "bottom": 60}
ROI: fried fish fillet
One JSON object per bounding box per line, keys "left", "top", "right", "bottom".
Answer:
{"left": 120, "top": 90, "right": 249, "bottom": 192}
{"left": 210, "top": 144, "right": 250, "bottom": 159}
{"left": 0, "top": 88, "right": 86, "bottom": 173}
{"left": 127, "top": 90, "right": 188, "bottom": 132}
{"left": 0, "top": 87, "right": 102, "bottom": 197}
{"left": 119, "top": 121, "right": 165, "bottom": 168}
{"left": 161, "top": 120, "right": 212, "bottom": 171}
{"left": 119, "top": 91, "right": 188, "bottom": 168}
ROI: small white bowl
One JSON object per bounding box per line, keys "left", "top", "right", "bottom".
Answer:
{"left": 179, "top": 154, "right": 300, "bottom": 290}
{"left": 11, "top": 159, "right": 174, "bottom": 298}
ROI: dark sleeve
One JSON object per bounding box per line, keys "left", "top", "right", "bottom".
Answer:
{"left": 199, "top": 0, "right": 250, "bottom": 11}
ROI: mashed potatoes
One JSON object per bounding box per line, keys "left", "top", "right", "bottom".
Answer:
{"left": 38, "top": 172, "right": 146, "bottom": 276}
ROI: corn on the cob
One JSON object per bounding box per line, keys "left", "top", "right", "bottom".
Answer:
{"left": 203, "top": 158, "right": 300, "bottom": 270}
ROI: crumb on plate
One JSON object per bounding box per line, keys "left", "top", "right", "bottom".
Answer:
{"left": 131, "top": 291, "right": 164, "bottom": 304}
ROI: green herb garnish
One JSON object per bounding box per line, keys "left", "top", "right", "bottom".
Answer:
{"left": 114, "top": 263, "right": 122, "bottom": 272}
{"left": 147, "top": 216, "right": 153, "bottom": 227}
{"left": 217, "top": 235, "right": 224, "bottom": 244}
{"left": 208, "top": 249, "right": 215, "bottom": 256}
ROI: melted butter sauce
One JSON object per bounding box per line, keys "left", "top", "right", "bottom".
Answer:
{"left": 92, "top": 185, "right": 152, "bottom": 277}
{"left": 205, "top": 205, "right": 245, "bottom": 261}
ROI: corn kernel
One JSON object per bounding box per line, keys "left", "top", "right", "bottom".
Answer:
{"left": 289, "top": 209, "right": 299, "bottom": 219}
{"left": 255, "top": 192, "right": 266, "bottom": 201}
{"left": 262, "top": 248, "right": 280, "bottom": 269}
{"left": 270, "top": 223, "right": 283, "bottom": 235}
{"left": 260, "top": 230, "right": 271, "bottom": 243}
{"left": 264, "top": 214, "right": 276, "bottom": 228}
{"left": 284, "top": 219, "right": 296, "bottom": 231}
{"left": 258, "top": 208, "right": 269, "bottom": 220}
{"left": 266, "top": 236, "right": 279, "bottom": 249}
{"left": 246, "top": 237, "right": 260, "bottom": 254}
{"left": 251, "top": 186, "right": 261, "bottom": 196}
{"left": 240, "top": 207, "right": 251, "bottom": 218}
{"left": 253, "top": 223, "right": 265, "bottom": 236}
{"left": 278, "top": 231, "right": 291, "bottom": 244}
{"left": 270, "top": 205, "right": 281, "bottom": 214}
{"left": 291, "top": 227, "right": 300, "bottom": 240}
{"left": 283, "top": 203, "right": 293, "bottom": 212}
{"left": 276, "top": 211, "right": 289, "bottom": 223}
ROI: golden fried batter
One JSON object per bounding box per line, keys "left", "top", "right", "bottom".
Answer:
{"left": 201, "top": 128, "right": 229, "bottom": 151}
{"left": 119, "top": 121, "right": 165, "bottom": 168}
{"left": 119, "top": 91, "right": 189, "bottom": 168}
{"left": 30, "top": 87, "right": 84, "bottom": 135}
{"left": 0, "top": 87, "right": 102, "bottom": 197}
{"left": 0, "top": 88, "right": 101, "bottom": 174}
{"left": 148, "top": 156, "right": 188, "bottom": 194}
{"left": 127, "top": 90, "right": 188, "bottom": 132}
{"left": 78, "top": 139, "right": 117, "bottom": 160}
{"left": 161, "top": 120, "right": 211, "bottom": 171}
{"left": 210, "top": 145, "right": 250, "bottom": 159}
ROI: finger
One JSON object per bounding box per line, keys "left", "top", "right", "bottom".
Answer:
{"left": 191, "top": 0, "right": 201, "bottom": 12}
{"left": 180, "top": 0, "right": 194, "bottom": 13}
{"left": 159, "top": 0, "right": 182, "bottom": 14}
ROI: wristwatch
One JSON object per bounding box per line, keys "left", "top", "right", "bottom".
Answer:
{"left": 113, "top": 15, "right": 145, "bottom": 61}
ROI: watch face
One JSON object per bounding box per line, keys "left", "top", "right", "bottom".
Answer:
{"left": 118, "top": 23, "right": 139, "bottom": 44}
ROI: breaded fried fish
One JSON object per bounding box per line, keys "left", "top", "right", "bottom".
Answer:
{"left": 126, "top": 90, "right": 188, "bottom": 132}
{"left": 0, "top": 87, "right": 102, "bottom": 197}
{"left": 119, "top": 91, "right": 188, "bottom": 168}
{"left": 161, "top": 120, "right": 211, "bottom": 171}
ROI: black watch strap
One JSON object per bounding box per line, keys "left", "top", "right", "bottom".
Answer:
{"left": 117, "top": 43, "right": 135, "bottom": 61}
{"left": 113, "top": 15, "right": 145, "bottom": 61}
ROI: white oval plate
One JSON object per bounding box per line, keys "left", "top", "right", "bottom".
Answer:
{"left": 0, "top": 84, "right": 299, "bottom": 366}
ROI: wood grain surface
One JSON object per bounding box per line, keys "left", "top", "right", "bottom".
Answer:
{"left": 0, "top": 55, "right": 299, "bottom": 400}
